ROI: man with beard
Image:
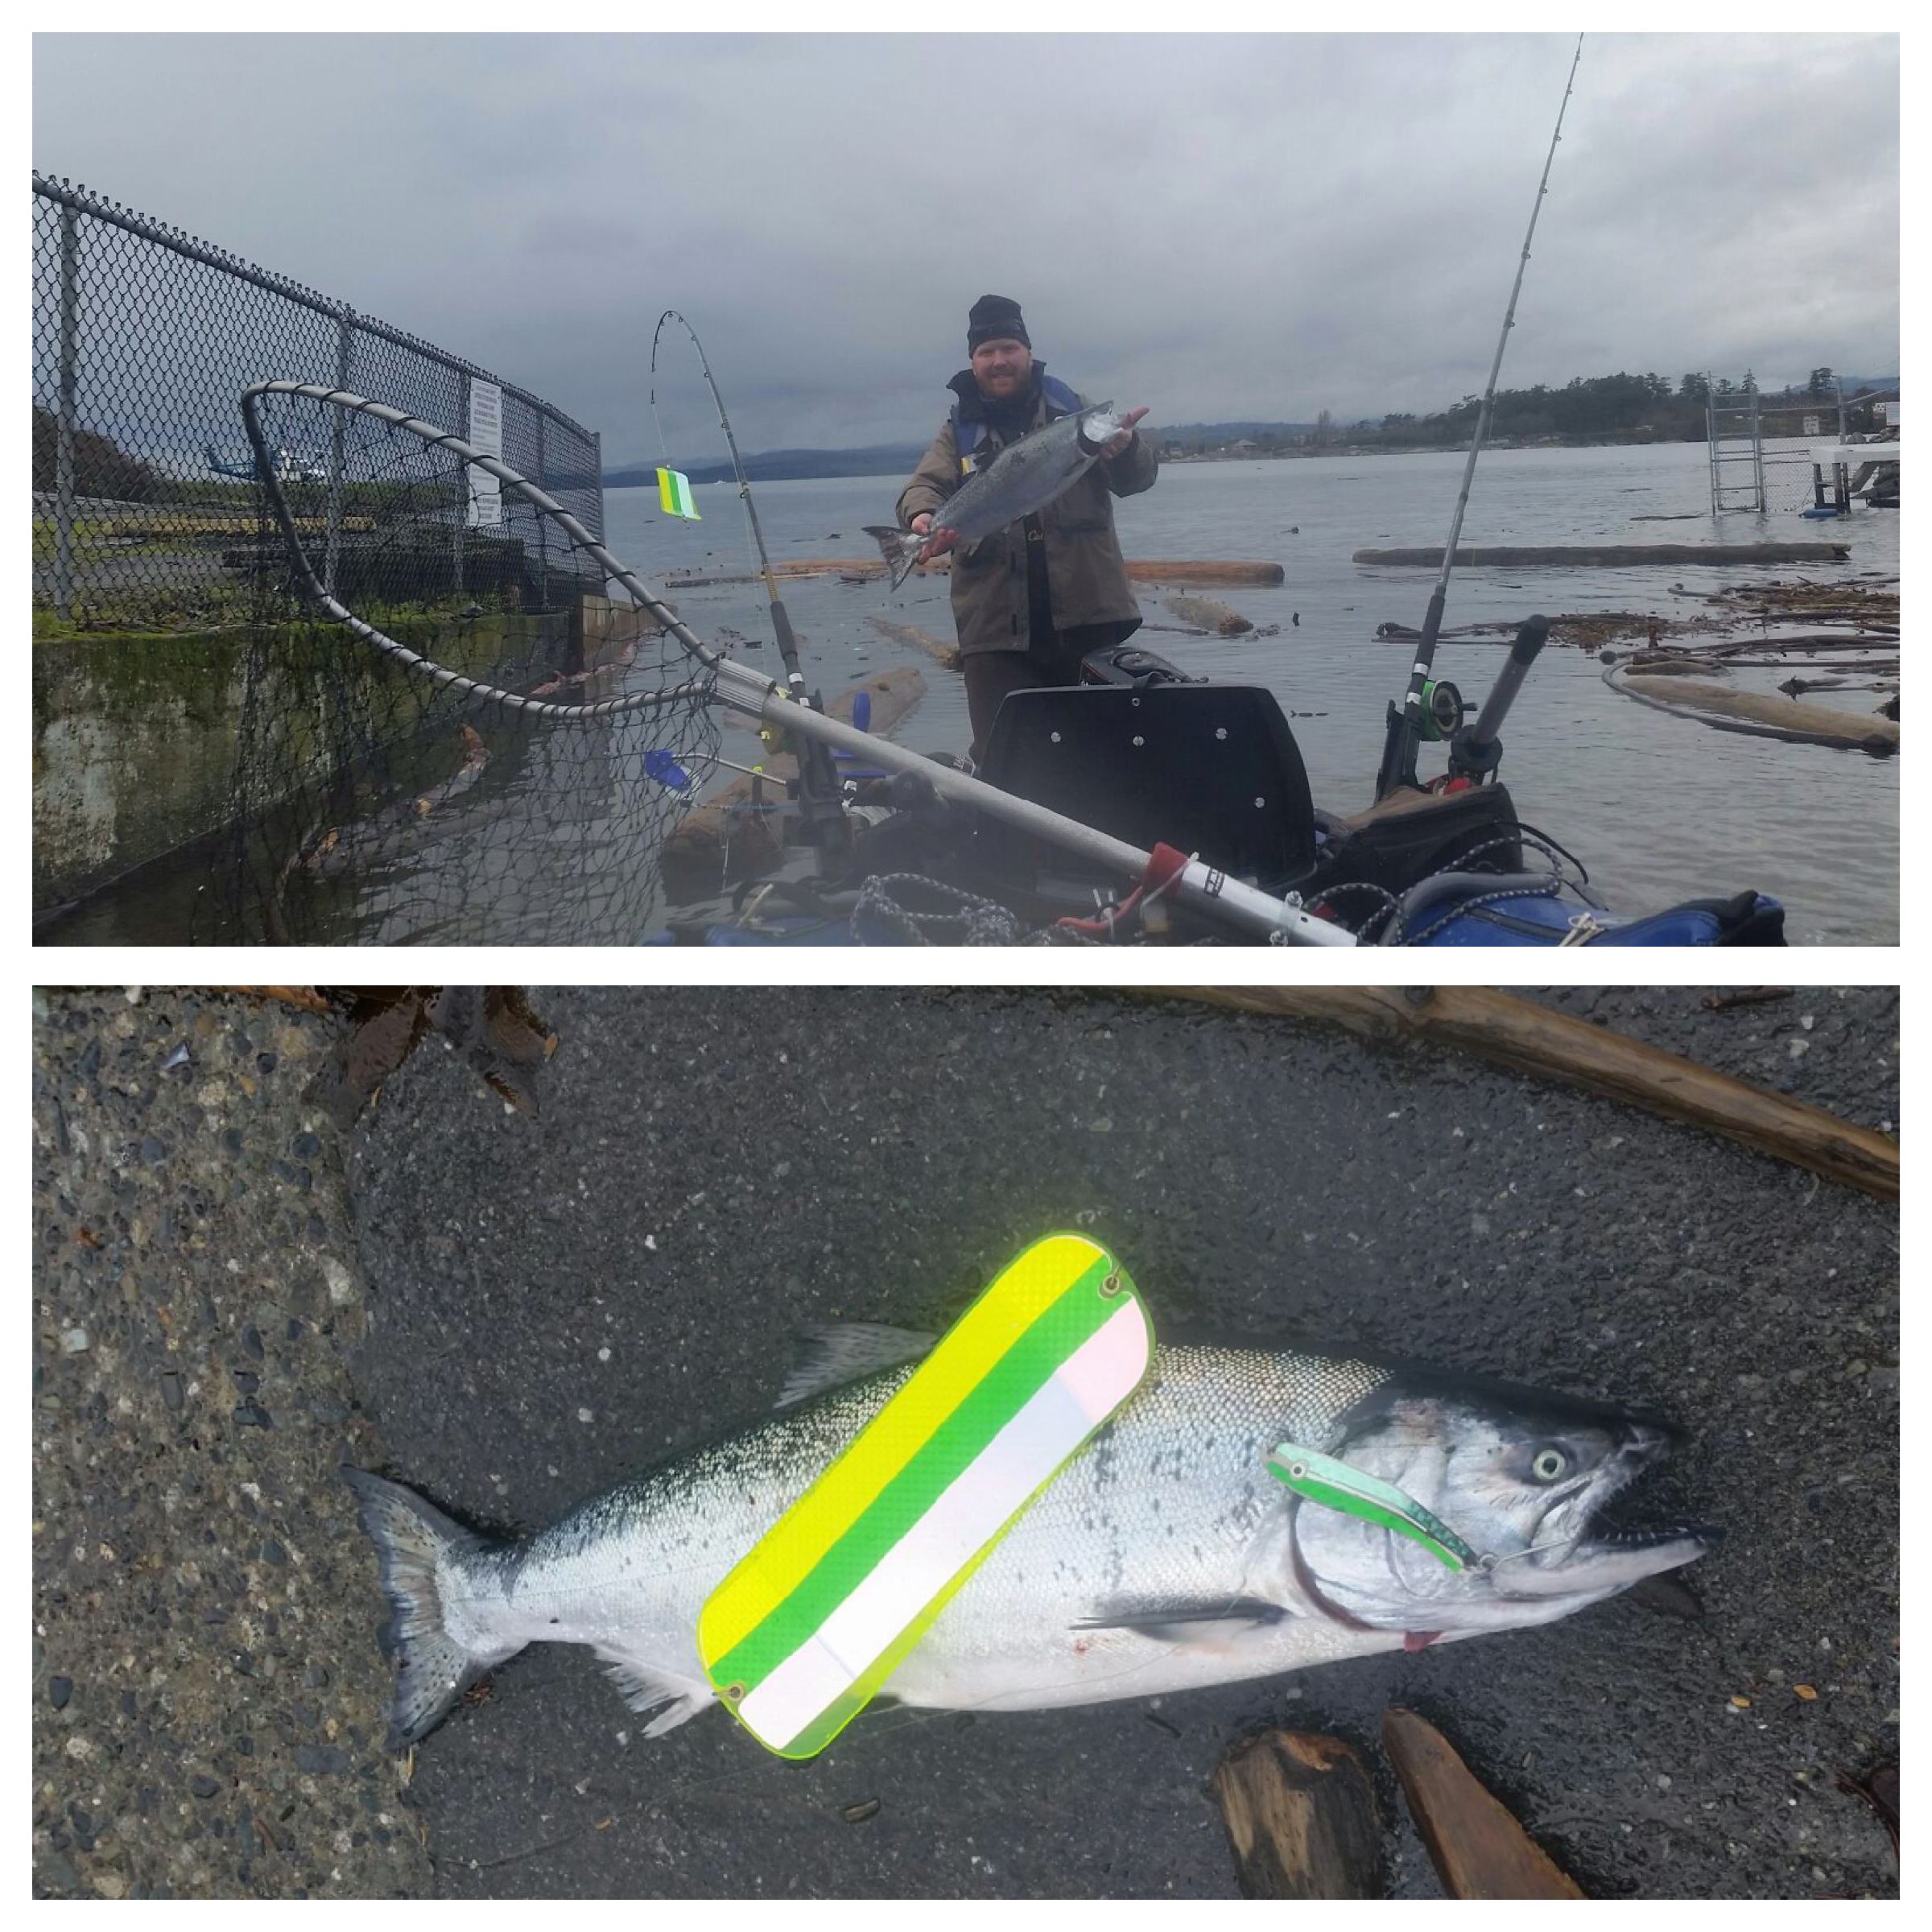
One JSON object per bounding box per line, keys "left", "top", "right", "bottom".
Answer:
{"left": 894, "top": 295, "right": 1156, "bottom": 763}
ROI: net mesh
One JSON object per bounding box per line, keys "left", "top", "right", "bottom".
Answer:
{"left": 206, "top": 386, "right": 719, "bottom": 944}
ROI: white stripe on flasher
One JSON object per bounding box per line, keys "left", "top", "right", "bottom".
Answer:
{"left": 737, "top": 1301, "right": 1150, "bottom": 1749}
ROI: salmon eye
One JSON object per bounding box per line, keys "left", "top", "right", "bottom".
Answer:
{"left": 1530, "top": 1446, "right": 1570, "bottom": 1484}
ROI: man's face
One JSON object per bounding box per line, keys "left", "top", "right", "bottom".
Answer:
{"left": 970, "top": 336, "right": 1033, "bottom": 399}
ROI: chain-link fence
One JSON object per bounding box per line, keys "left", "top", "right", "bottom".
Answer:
{"left": 1753, "top": 390, "right": 1844, "bottom": 514}
{"left": 32, "top": 172, "right": 603, "bottom": 637}
{"left": 31, "top": 173, "right": 728, "bottom": 945}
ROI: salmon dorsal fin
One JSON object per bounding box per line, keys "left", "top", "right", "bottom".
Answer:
{"left": 775, "top": 1323, "right": 935, "bottom": 1409}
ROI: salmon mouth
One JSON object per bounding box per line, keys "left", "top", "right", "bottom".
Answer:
{"left": 1500, "top": 1514, "right": 1724, "bottom": 1597}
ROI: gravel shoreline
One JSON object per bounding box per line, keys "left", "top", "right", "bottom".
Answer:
{"left": 31, "top": 989, "right": 430, "bottom": 1899}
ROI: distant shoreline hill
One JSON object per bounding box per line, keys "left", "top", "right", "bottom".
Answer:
{"left": 602, "top": 380, "right": 1896, "bottom": 485}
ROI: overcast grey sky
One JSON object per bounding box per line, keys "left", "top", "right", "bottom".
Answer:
{"left": 34, "top": 32, "right": 1899, "bottom": 462}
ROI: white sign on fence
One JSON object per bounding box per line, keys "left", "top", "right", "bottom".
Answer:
{"left": 1803, "top": 415, "right": 1822, "bottom": 437}
{"left": 467, "top": 381, "right": 503, "bottom": 527}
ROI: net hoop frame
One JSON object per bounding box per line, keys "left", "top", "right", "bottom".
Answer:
{"left": 242, "top": 379, "right": 732, "bottom": 720}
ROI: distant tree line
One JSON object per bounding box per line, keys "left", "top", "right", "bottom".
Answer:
{"left": 1356, "top": 367, "right": 1889, "bottom": 448}
{"left": 32, "top": 405, "right": 162, "bottom": 501}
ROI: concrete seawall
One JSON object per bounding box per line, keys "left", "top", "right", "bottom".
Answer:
{"left": 33, "top": 611, "right": 579, "bottom": 923}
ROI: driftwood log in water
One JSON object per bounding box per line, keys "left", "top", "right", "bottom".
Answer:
{"left": 1125, "top": 986, "right": 1899, "bottom": 1201}
{"left": 1381, "top": 1709, "right": 1584, "bottom": 1900}
{"left": 1353, "top": 543, "right": 1849, "bottom": 567}
{"left": 662, "top": 557, "right": 1285, "bottom": 588}
{"left": 1212, "top": 1729, "right": 1385, "bottom": 1898}
{"left": 659, "top": 666, "right": 927, "bottom": 898}
{"left": 1608, "top": 668, "right": 1900, "bottom": 756}
{"left": 1163, "top": 593, "right": 1253, "bottom": 634}
{"left": 1126, "top": 560, "right": 1284, "bottom": 586}
{"left": 865, "top": 614, "right": 959, "bottom": 670}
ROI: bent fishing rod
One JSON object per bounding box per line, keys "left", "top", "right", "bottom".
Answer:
{"left": 650, "top": 308, "right": 846, "bottom": 849}
{"left": 1375, "top": 33, "right": 1584, "bottom": 802}
{"left": 650, "top": 309, "right": 808, "bottom": 701}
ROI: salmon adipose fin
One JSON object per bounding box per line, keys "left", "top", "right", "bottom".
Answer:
{"left": 343, "top": 1468, "right": 520, "bottom": 1748}
{"left": 862, "top": 524, "right": 927, "bottom": 592}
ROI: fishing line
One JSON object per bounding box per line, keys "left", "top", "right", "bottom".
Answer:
{"left": 647, "top": 316, "right": 762, "bottom": 602}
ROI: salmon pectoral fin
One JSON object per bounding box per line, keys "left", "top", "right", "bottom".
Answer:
{"left": 594, "top": 1649, "right": 716, "bottom": 1737}
{"left": 1072, "top": 1596, "right": 1292, "bottom": 1644}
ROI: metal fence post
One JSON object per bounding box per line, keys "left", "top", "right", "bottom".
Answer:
{"left": 453, "top": 369, "right": 469, "bottom": 595}
{"left": 592, "top": 428, "right": 605, "bottom": 547}
{"left": 1748, "top": 381, "right": 1765, "bottom": 513}
{"left": 55, "top": 201, "right": 80, "bottom": 621}
{"left": 324, "top": 308, "right": 353, "bottom": 596}
{"left": 535, "top": 410, "right": 549, "bottom": 609}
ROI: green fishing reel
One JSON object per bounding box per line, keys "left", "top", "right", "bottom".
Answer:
{"left": 1416, "top": 678, "right": 1466, "bottom": 744}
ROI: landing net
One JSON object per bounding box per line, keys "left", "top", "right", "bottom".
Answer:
{"left": 208, "top": 383, "right": 721, "bottom": 944}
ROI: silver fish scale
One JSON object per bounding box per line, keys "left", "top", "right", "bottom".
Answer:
{"left": 477, "top": 1344, "right": 1393, "bottom": 1715}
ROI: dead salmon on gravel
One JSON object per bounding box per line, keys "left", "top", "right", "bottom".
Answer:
{"left": 345, "top": 1327, "right": 1717, "bottom": 1750}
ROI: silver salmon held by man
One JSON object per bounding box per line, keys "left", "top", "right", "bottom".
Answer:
{"left": 863, "top": 403, "right": 1127, "bottom": 591}
{"left": 345, "top": 1326, "right": 1718, "bottom": 1750}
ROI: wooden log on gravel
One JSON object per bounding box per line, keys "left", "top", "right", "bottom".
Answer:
{"left": 1381, "top": 1708, "right": 1583, "bottom": 1900}
{"left": 1352, "top": 543, "right": 1849, "bottom": 567}
{"left": 1608, "top": 670, "right": 1900, "bottom": 755}
{"left": 1125, "top": 986, "right": 1899, "bottom": 1201}
{"left": 1211, "top": 1729, "right": 1385, "bottom": 1898}
{"left": 659, "top": 667, "right": 926, "bottom": 898}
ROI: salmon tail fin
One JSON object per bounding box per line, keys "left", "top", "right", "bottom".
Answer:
{"left": 862, "top": 524, "right": 926, "bottom": 592}
{"left": 342, "top": 1468, "right": 516, "bottom": 1749}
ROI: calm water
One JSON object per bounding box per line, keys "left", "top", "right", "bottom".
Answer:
{"left": 603, "top": 440, "right": 1897, "bottom": 943}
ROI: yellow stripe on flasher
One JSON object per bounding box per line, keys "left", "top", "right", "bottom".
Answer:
{"left": 697, "top": 1233, "right": 1116, "bottom": 1664}
{"left": 657, "top": 466, "right": 700, "bottom": 519}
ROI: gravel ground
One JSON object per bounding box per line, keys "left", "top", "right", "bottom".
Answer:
{"left": 31, "top": 989, "right": 431, "bottom": 1899}
{"left": 33, "top": 985, "right": 1898, "bottom": 1899}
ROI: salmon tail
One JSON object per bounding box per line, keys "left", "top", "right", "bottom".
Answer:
{"left": 342, "top": 1468, "right": 516, "bottom": 1749}
{"left": 863, "top": 523, "right": 927, "bottom": 592}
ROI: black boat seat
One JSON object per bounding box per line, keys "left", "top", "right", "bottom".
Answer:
{"left": 973, "top": 682, "right": 1319, "bottom": 894}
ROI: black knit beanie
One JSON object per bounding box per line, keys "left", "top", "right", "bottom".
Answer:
{"left": 967, "top": 294, "right": 1030, "bottom": 353}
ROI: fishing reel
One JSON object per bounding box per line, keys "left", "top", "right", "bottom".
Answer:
{"left": 1416, "top": 679, "right": 1465, "bottom": 742}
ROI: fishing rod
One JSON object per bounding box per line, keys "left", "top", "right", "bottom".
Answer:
{"left": 650, "top": 309, "right": 847, "bottom": 852}
{"left": 650, "top": 310, "right": 807, "bottom": 700}
{"left": 1374, "top": 34, "right": 1584, "bottom": 802}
